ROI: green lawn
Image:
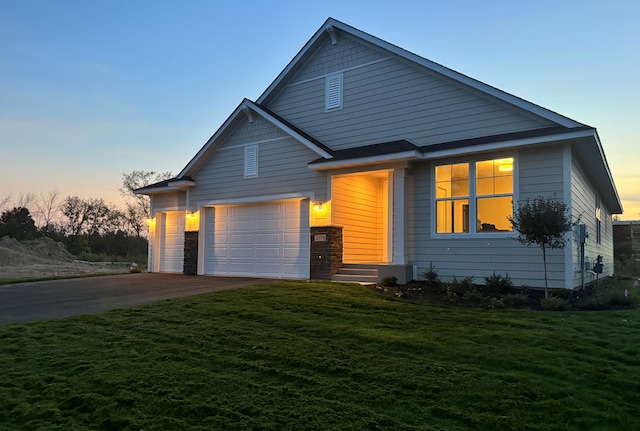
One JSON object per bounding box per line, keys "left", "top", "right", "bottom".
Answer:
{"left": 1, "top": 281, "right": 639, "bottom": 430}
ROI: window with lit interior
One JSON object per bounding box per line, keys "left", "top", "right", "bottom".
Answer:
{"left": 435, "top": 158, "right": 514, "bottom": 234}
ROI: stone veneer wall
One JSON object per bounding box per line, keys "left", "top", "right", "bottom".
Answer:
{"left": 183, "top": 231, "right": 198, "bottom": 275}
{"left": 310, "top": 226, "right": 343, "bottom": 280}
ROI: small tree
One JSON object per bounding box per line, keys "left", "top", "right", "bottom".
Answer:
{"left": 0, "top": 207, "right": 39, "bottom": 240}
{"left": 509, "top": 196, "right": 575, "bottom": 298}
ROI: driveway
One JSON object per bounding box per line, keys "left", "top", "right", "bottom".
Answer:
{"left": 0, "top": 273, "right": 270, "bottom": 325}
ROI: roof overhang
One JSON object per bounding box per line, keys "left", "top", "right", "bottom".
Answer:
{"left": 133, "top": 178, "right": 196, "bottom": 195}
{"left": 178, "top": 99, "right": 332, "bottom": 178}
{"left": 258, "top": 18, "right": 584, "bottom": 129}
{"left": 308, "top": 128, "right": 623, "bottom": 214}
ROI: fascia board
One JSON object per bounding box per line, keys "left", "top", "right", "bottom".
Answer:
{"left": 259, "top": 17, "right": 582, "bottom": 128}
{"left": 133, "top": 186, "right": 180, "bottom": 195}
{"left": 309, "top": 150, "right": 421, "bottom": 170}
{"left": 420, "top": 129, "right": 596, "bottom": 160}
{"left": 198, "top": 192, "right": 314, "bottom": 207}
{"left": 177, "top": 102, "right": 248, "bottom": 178}
{"left": 178, "top": 100, "right": 333, "bottom": 178}
{"left": 247, "top": 102, "right": 333, "bottom": 159}
{"left": 257, "top": 19, "right": 332, "bottom": 105}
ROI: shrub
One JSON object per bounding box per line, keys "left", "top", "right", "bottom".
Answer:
{"left": 462, "top": 288, "right": 485, "bottom": 301}
{"left": 422, "top": 262, "right": 439, "bottom": 285}
{"left": 380, "top": 276, "right": 397, "bottom": 287}
{"left": 483, "top": 272, "right": 514, "bottom": 294}
{"left": 540, "top": 295, "right": 570, "bottom": 311}
{"left": 503, "top": 291, "right": 530, "bottom": 307}
{"left": 447, "top": 275, "right": 475, "bottom": 295}
{"left": 487, "top": 297, "right": 505, "bottom": 309}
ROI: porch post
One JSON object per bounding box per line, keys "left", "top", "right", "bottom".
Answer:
{"left": 393, "top": 168, "right": 407, "bottom": 264}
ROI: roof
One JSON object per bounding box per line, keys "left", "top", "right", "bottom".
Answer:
{"left": 257, "top": 18, "right": 584, "bottom": 129}
{"left": 139, "top": 18, "right": 621, "bottom": 214}
{"left": 176, "top": 99, "right": 333, "bottom": 178}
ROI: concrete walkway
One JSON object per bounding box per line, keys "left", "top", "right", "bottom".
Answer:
{"left": 0, "top": 273, "right": 270, "bottom": 325}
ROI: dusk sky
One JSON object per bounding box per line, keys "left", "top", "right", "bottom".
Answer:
{"left": 2, "top": 0, "right": 639, "bottom": 220}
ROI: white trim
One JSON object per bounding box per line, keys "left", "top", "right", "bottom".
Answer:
{"left": 249, "top": 103, "right": 333, "bottom": 159}
{"left": 430, "top": 154, "right": 518, "bottom": 238}
{"left": 393, "top": 168, "right": 407, "bottom": 264}
{"left": 563, "top": 143, "right": 574, "bottom": 288}
{"left": 309, "top": 150, "right": 421, "bottom": 170}
{"left": 257, "top": 18, "right": 583, "bottom": 128}
{"left": 421, "top": 129, "right": 596, "bottom": 161}
{"left": 178, "top": 99, "right": 332, "bottom": 177}
{"left": 198, "top": 192, "right": 314, "bottom": 208}
{"left": 286, "top": 57, "right": 391, "bottom": 88}
{"left": 150, "top": 205, "right": 186, "bottom": 216}
{"left": 219, "top": 136, "right": 290, "bottom": 151}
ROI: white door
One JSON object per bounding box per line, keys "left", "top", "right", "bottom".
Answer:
{"left": 205, "top": 200, "right": 309, "bottom": 278}
{"left": 160, "top": 212, "right": 185, "bottom": 273}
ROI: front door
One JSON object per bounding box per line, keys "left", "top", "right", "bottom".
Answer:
{"left": 331, "top": 170, "right": 391, "bottom": 263}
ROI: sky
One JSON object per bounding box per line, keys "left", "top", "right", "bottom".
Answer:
{"left": 1, "top": 0, "right": 639, "bottom": 220}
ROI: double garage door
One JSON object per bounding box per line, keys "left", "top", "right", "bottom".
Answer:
{"left": 204, "top": 200, "right": 310, "bottom": 279}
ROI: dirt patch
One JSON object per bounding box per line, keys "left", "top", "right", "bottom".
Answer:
{"left": 0, "top": 236, "right": 129, "bottom": 280}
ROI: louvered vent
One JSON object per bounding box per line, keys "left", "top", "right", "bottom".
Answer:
{"left": 244, "top": 145, "right": 258, "bottom": 178}
{"left": 325, "top": 73, "right": 343, "bottom": 111}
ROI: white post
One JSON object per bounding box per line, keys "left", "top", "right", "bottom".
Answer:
{"left": 393, "top": 168, "right": 407, "bottom": 264}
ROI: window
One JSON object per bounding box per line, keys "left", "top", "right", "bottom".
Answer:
{"left": 325, "top": 73, "right": 343, "bottom": 111}
{"left": 244, "top": 144, "right": 258, "bottom": 178}
{"left": 435, "top": 157, "right": 513, "bottom": 234}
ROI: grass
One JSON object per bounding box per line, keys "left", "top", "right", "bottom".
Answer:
{"left": 1, "top": 281, "right": 639, "bottom": 430}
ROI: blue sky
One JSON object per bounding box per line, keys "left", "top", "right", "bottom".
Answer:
{"left": 2, "top": 0, "right": 639, "bottom": 219}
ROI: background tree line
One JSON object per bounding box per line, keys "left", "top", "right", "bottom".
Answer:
{"left": 0, "top": 171, "right": 172, "bottom": 263}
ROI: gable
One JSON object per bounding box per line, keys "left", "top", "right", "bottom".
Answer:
{"left": 188, "top": 121, "right": 327, "bottom": 204}
{"left": 264, "top": 30, "right": 561, "bottom": 151}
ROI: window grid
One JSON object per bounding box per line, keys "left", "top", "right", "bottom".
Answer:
{"left": 435, "top": 158, "right": 513, "bottom": 235}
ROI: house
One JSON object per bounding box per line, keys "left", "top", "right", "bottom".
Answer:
{"left": 613, "top": 220, "right": 640, "bottom": 261}
{"left": 135, "top": 18, "right": 622, "bottom": 289}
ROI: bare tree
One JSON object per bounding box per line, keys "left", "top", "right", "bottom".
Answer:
{"left": 119, "top": 170, "right": 173, "bottom": 237}
{"left": 16, "top": 192, "right": 37, "bottom": 211}
{"left": 0, "top": 195, "right": 12, "bottom": 212}
{"left": 35, "top": 189, "right": 61, "bottom": 228}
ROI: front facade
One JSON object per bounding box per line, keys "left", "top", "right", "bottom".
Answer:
{"left": 136, "top": 18, "right": 622, "bottom": 289}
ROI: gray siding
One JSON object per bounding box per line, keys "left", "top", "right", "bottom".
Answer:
{"left": 152, "top": 192, "right": 186, "bottom": 212}
{"left": 569, "top": 154, "right": 615, "bottom": 286}
{"left": 408, "top": 147, "right": 570, "bottom": 289}
{"left": 189, "top": 116, "right": 327, "bottom": 205}
{"left": 267, "top": 35, "right": 555, "bottom": 150}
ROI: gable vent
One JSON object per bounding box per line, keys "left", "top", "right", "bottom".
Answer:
{"left": 244, "top": 144, "right": 258, "bottom": 178}
{"left": 325, "top": 73, "right": 343, "bottom": 111}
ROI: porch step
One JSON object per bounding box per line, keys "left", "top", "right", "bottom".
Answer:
{"left": 332, "top": 264, "right": 379, "bottom": 283}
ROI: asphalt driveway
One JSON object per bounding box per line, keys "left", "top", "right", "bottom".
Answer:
{"left": 0, "top": 273, "right": 270, "bottom": 325}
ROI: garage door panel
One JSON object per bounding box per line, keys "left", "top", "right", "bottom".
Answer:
{"left": 255, "top": 247, "right": 281, "bottom": 258}
{"left": 205, "top": 200, "right": 309, "bottom": 279}
{"left": 230, "top": 233, "right": 253, "bottom": 244}
{"left": 256, "top": 219, "right": 281, "bottom": 230}
{"left": 256, "top": 233, "right": 280, "bottom": 244}
{"left": 230, "top": 247, "right": 253, "bottom": 258}
{"left": 231, "top": 220, "right": 254, "bottom": 231}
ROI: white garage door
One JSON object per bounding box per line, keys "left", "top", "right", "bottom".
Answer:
{"left": 205, "top": 200, "right": 309, "bottom": 278}
{"left": 160, "top": 212, "right": 185, "bottom": 273}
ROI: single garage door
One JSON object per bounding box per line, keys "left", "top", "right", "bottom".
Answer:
{"left": 160, "top": 212, "right": 185, "bottom": 273}
{"left": 205, "top": 200, "right": 309, "bottom": 278}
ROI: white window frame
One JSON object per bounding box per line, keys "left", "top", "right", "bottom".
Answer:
{"left": 325, "top": 73, "right": 343, "bottom": 112}
{"left": 432, "top": 155, "right": 516, "bottom": 237}
{"left": 244, "top": 144, "right": 258, "bottom": 178}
